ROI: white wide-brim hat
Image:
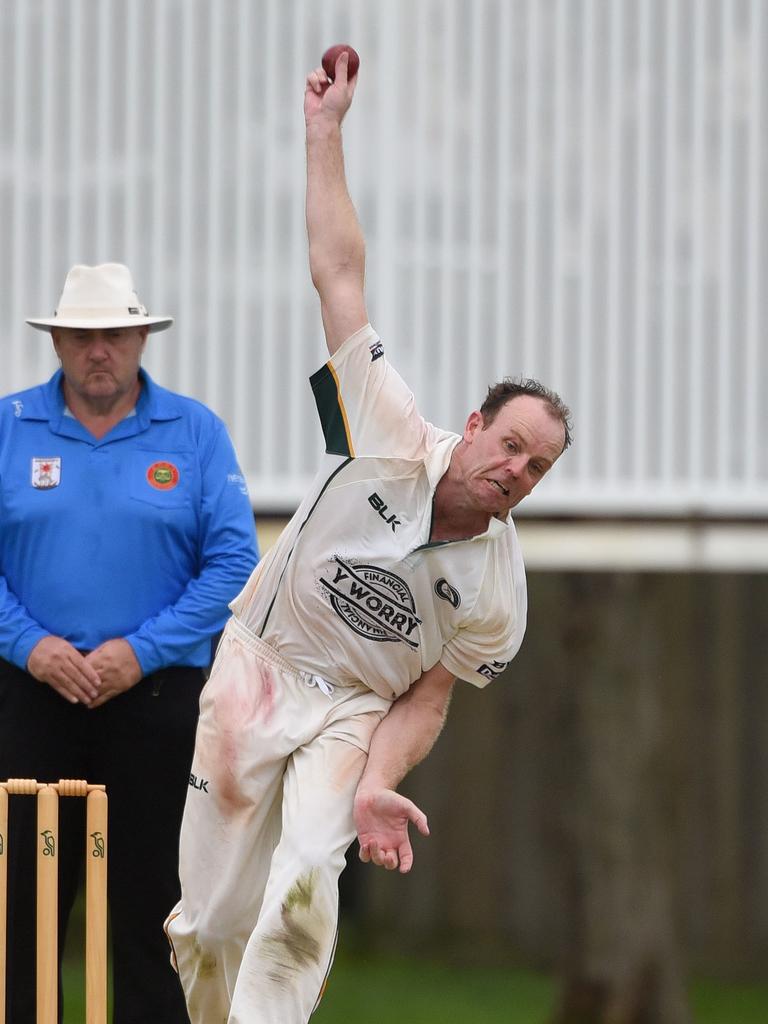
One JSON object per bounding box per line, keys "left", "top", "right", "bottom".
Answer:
{"left": 26, "top": 263, "right": 173, "bottom": 333}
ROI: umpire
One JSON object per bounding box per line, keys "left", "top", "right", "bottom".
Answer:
{"left": 0, "top": 263, "right": 259, "bottom": 1023}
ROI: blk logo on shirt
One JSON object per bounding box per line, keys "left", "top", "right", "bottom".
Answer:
{"left": 367, "top": 492, "right": 402, "bottom": 532}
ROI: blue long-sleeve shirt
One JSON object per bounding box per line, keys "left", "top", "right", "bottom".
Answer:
{"left": 0, "top": 368, "right": 259, "bottom": 674}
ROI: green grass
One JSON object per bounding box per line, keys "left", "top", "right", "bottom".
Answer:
{"left": 314, "top": 954, "right": 555, "bottom": 1023}
{"left": 62, "top": 951, "right": 768, "bottom": 1024}
{"left": 690, "top": 978, "right": 768, "bottom": 1024}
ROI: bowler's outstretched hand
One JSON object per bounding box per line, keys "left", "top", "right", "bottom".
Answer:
{"left": 354, "top": 788, "right": 430, "bottom": 874}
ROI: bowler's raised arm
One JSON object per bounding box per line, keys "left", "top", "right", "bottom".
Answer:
{"left": 304, "top": 50, "right": 368, "bottom": 355}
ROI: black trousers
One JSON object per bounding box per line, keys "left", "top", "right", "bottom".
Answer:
{"left": 0, "top": 658, "right": 205, "bottom": 1024}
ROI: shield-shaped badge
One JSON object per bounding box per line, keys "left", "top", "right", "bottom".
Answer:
{"left": 31, "top": 457, "right": 61, "bottom": 489}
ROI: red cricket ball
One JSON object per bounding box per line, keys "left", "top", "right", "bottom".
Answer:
{"left": 321, "top": 44, "right": 360, "bottom": 82}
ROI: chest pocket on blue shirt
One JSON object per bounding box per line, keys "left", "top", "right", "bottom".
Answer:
{"left": 129, "top": 450, "right": 193, "bottom": 509}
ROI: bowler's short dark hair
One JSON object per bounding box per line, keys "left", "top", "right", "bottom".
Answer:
{"left": 480, "top": 378, "right": 573, "bottom": 452}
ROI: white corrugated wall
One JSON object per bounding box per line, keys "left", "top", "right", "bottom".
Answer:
{"left": 1, "top": 0, "right": 766, "bottom": 516}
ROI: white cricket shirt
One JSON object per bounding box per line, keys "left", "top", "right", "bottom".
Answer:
{"left": 231, "top": 324, "right": 527, "bottom": 699}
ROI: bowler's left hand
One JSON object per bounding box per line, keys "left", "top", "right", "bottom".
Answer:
{"left": 85, "top": 639, "right": 143, "bottom": 708}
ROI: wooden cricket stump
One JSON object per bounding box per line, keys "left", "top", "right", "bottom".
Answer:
{"left": 0, "top": 779, "right": 108, "bottom": 1024}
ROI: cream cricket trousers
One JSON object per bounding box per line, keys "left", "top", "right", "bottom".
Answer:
{"left": 165, "top": 618, "right": 392, "bottom": 1023}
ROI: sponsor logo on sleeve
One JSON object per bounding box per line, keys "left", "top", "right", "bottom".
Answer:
{"left": 477, "top": 659, "right": 510, "bottom": 681}
{"left": 31, "top": 457, "right": 61, "bottom": 489}
{"left": 369, "top": 340, "right": 384, "bottom": 362}
{"left": 227, "top": 472, "right": 249, "bottom": 496}
{"left": 320, "top": 556, "right": 422, "bottom": 649}
{"left": 12, "top": 400, "right": 23, "bottom": 417}
{"left": 146, "top": 461, "right": 180, "bottom": 490}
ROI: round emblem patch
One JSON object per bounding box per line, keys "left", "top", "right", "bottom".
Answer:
{"left": 146, "top": 461, "right": 180, "bottom": 490}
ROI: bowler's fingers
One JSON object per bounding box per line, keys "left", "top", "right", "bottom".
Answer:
{"left": 400, "top": 797, "right": 430, "bottom": 838}
{"left": 410, "top": 807, "right": 430, "bottom": 838}
{"left": 334, "top": 51, "right": 349, "bottom": 86}
{"left": 306, "top": 56, "right": 356, "bottom": 100}
{"left": 361, "top": 839, "right": 399, "bottom": 872}
{"left": 397, "top": 842, "right": 415, "bottom": 874}
{"left": 332, "top": 52, "right": 358, "bottom": 99}
{"left": 306, "top": 67, "right": 329, "bottom": 94}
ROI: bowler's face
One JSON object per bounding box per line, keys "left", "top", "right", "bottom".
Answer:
{"left": 460, "top": 395, "right": 566, "bottom": 515}
{"left": 52, "top": 327, "right": 147, "bottom": 403}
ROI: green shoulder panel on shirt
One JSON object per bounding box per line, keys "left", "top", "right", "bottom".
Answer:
{"left": 309, "top": 363, "right": 353, "bottom": 458}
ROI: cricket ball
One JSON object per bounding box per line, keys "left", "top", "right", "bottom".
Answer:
{"left": 321, "top": 44, "right": 360, "bottom": 82}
